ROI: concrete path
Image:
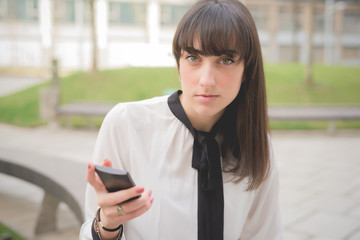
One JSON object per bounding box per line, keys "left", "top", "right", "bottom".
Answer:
{"left": 0, "top": 76, "right": 46, "bottom": 97}
{"left": 275, "top": 130, "right": 360, "bottom": 240}
{"left": 0, "top": 124, "right": 96, "bottom": 240}
{"left": 0, "top": 123, "right": 360, "bottom": 239}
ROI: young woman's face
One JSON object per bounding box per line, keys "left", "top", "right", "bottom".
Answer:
{"left": 178, "top": 41, "right": 244, "bottom": 131}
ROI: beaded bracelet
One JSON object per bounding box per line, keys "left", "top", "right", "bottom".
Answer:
{"left": 92, "top": 208, "right": 123, "bottom": 240}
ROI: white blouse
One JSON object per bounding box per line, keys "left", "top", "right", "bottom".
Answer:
{"left": 79, "top": 95, "right": 282, "bottom": 240}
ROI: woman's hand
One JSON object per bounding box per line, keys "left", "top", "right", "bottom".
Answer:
{"left": 87, "top": 159, "right": 153, "bottom": 239}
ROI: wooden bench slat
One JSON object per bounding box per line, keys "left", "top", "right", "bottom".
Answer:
{"left": 58, "top": 103, "right": 360, "bottom": 121}
{"left": 57, "top": 103, "right": 116, "bottom": 116}
{"left": 268, "top": 106, "right": 360, "bottom": 121}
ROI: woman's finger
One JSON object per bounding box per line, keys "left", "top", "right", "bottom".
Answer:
{"left": 86, "top": 159, "right": 112, "bottom": 192}
{"left": 102, "top": 159, "right": 112, "bottom": 167}
{"left": 125, "top": 197, "right": 154, "bottom": 220}
{"left": 102, "top": 195, "right": 154, "bottom": 224}
{"left": 97, "top": 186, "right": 145, "bottom": 207}
{"left": 86, "top": 163, "right": 106, "bottom": 192}
{"left": 120, "top": 189, "right": 152, "bottom": 214}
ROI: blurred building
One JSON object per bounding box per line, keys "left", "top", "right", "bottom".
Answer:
{"left": 0, "top": 0, "right": 359, "bottom": 70}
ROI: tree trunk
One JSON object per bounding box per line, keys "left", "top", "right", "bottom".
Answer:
{"left": 290, "top": 0, "right": 299, "bottom": 62}
{"left": 305, "top": 0, "right": 315, "bottom": 86}
{"left": 89, "top": 0, "right": 98, "bottom": 73}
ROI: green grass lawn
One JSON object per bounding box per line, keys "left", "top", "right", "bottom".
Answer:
{"left": 266, "top": 64, "right": 360, "bottom": 104}
{"left": 0, "top": 222, "right": 24, "bottom": 240}
{"left": 59, "top": 67, "right": 180, "bottom": 103}
{"left": 0, "top": 64, "right": 359, "bottom": 129}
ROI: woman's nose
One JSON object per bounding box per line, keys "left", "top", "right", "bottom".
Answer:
{"left": 199, "top": 63, "right": 215, "bottom": 87}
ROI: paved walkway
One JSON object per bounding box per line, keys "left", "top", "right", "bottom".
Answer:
{"left": 275, "top": 130, "right": 360, "bottom": 240}
{"left": 0, "top": 124, "right": 360, "bottom": 239}
{"left": 0, "top": 76, "right": 46, "bottom": 97}
{"left": 0, "top": 124, "right": 96, "bottom": 240}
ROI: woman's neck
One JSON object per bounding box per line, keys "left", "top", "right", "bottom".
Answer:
{"left": 179, "top": 94, "right": 224, "bottom": 132}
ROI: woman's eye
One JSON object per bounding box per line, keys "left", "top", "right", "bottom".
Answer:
{"left": 221, "top": 59, "right": 234, "bottom": 65}
{"left": 187, "top": 56, "right": 199, "bottom": 63}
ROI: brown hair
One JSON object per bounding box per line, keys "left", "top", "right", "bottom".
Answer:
{"left": 173, "top": 0, "right": 269, "bottom": 190}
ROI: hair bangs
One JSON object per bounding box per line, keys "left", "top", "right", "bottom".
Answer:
{"left": 174, "top": 1, "right": 251, "bottom": 63}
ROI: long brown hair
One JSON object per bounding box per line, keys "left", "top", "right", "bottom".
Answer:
{"left": 172, "top": 0, "right": 269, "bottom": 190}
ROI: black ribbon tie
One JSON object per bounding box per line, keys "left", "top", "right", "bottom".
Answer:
{"left": 168, "top": 90, "right": 224, "bottom": 240}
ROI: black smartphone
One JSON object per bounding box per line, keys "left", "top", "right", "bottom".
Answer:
{"left": 95, "top": 165, "right": 140, "bottom": 202}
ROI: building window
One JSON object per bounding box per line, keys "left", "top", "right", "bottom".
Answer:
{"left": 343, "top": 13, "right": 360, "bottom": 34}
{"left": 248, "top": 7, "right": 268, "bottom": 31}
{"left": 109, "top": 2, "right": 146, "bottom": 26}
{"left": 278, "top": 7, "right": 301, "bottom": 32}
{"left": 342, "top": 46, "right": 360, "bottom": 59}
{"left": 53, "top": 0, "right": 75, "bottom": 24}
{"left": 161, "top": 4, "right": 191, "bottom": 27}
{"left": 26, "top": 0, "right": 38, "bottom": 20}
{"left": 1, "top": 0, "right": 38, "bottom": 22}
{"left": 82, "top": 0, "right": 91, "bottom": 25}
{"left": 0, "top": 0, "right": 7, "bottom": 20}
{"left": 313, "top": 10, "right": 324, "bottom": 33}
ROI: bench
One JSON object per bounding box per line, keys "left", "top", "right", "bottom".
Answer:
{"left": 268, "top": 106, "right": 360, "bottom": 132}
{"left": 57, "top": 103, "right": 360, "bottom": 131}
{"left": 0, "top": 155, "right": 86, "bottom": 236}
{"left": 57, "top": 102, "right": 116, "bottom": 128}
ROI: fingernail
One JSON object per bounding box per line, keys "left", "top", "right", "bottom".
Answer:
{"left": 148, "top": 190, "right": 152, "bottom": 196}
{"left": 88, "top": 163, "right": 91, "bottom": 170}
{"left": 136, "top": 186, "right": 144, "bottom": 193}
{"left": 150, "top": 198, "right": 154, "bottom": 204}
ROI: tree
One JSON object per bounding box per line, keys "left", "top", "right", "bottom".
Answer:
{"left": 89, "top": 0, "right": 98, "bottom": 73}
{"left": 305, "top": 0, "right": 315, "bottom": 86}
{"left": 290, "top": 0, "right": 300, "bottom": 62}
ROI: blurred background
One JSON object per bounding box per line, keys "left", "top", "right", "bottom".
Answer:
{"left": 0, "top": 0, "right": 359, "bottom": 70}
{"left": 0, "top": 0, "right": 360, "bottom": 240}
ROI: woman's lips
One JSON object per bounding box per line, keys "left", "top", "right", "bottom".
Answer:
{"left": 195, "top": 94, "right": 219, "bottom": 103}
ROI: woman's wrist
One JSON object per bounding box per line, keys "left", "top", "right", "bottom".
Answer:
{"left": 98, "top": 208, "right": 122, "bottom": 231}
{"left": 93, "top": 208, "right": 123, "bottom": 240}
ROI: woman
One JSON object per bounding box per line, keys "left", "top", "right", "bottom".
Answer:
{"left": 80, "top": 0, "right": 282, "bottom": 239}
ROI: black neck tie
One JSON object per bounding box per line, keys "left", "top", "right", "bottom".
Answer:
{"left": 168, "top": 91, "right": 224, "bottom": 240}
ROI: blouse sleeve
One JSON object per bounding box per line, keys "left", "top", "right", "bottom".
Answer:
{"left": 239, "top": 141, "right": 283, "bottom": 240}
{"left": 79, "top": 104, "right": 129, "bottom": 240}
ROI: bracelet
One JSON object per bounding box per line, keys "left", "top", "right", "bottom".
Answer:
{"left": 93, "top": 208, "right": 123, "bottom": 240}
{"left": 97, "top": 208, "right": 123, "bottom": 232}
